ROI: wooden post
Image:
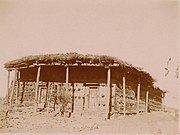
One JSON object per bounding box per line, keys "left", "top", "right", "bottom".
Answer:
{"left": 161, "top": 92, "right": 164, "bottom": 112}
{"left": 65, "top": 66, "right": 69, "bottom": 116}
{"left": 108, "top": 85, "right": 112, "bottom": 119}
{"left": 88, "top": 87, "right": 90, "bottom": 109}
{"left": 40, "top": 88, "right": 42, "bottom": 103}
{"left": 137, "top": 83, "right": 140, "bottom": 114}
{"left": 9, "top": 70, "right": 18, "bottom": 108}
{"left": 145, "top": 90, "right": 149, "bottom": 113}
{"left": 20, "top": 82, "right": 25, "bottom": 104}
{"left": 57, "top": 83, "right": 61, "bottom": 114}
{"left": 7, "top": 70, "right": 11, "bottom": 105}
{"left": 44, "top": 82, "right": 49, "bottom": 108}
{"left": 66, "top": 66, "right": 69, "bottom": 85}
{"left": 34, "top": 66, "right": 41, "bottom": 112}
{"left": 123, "top": 76, "right": 126, "bottom": 117}
{"left": 17, "top": 71, "right": 20, "bottom": 99}
{"left": 107, "top": 68, "right": 111, "bottom": 119}
{"left": 38, "top": 88, "right": 42, "bottom": 104}
{"left": 53, "top": 85, "right": 58, "bottom": 111}
{"left": 47, "top": 83, "right": 53, "bottom": 113}
{"left": 15, "top": 71, "right": 20, "bottom": 103}
{"left": 71, "top": 83, "right": 75, "bottom": 113}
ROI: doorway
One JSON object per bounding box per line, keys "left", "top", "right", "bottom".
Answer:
{"left": 89, "top": 86, "right": 99, "bottom": 109}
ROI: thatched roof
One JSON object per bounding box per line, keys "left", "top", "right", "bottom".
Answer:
{"left": 4, "top": 52, "right": 155, "bottom": 83}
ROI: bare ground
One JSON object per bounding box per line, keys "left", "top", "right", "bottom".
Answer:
{"left": 0, "top": 97, "right": 178, "bottom": 135}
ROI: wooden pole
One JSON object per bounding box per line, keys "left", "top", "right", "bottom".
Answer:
{"left": 108, "top": 85, "right": 112, "bottom": 119}
{"left": 53, "top": 85, "right": 57, "bottom": 111}
{"left": 47, "top": 83, "right": 52, "bottom": 113}
{"left": 107, "top": 68, "right": 111, "bottom": 119}
{"left": 38, "top": 88, "right": 42, "bottom": 104}
{"left": 145, "top": 90, "right": 149, "bottom": 113}
{"left": 34, "top": 66, "right": 41, "bottom": 112}
{"left": 64, "top": 66, "right": 69, "bottom": 116}
{"left": 161, "top": 92, "right": 164, "bottom": 112}
{"left": 44, "top": 82, "right": 49, "bottom": 108}
{"left": 20, "top": 82, "right": 25, "bottom": 104}
{"left": 15, "top": 71, "right": 20, "bottom": 103}
{"left": 71, "top": 83, "right": 75, "bottom": 113}
{"left": 9, "top": 70, "right": 18, "bottom": 108}
{"left": 66, "top": 67, "right": 69, "bottom": 85}
{"left": 17, "top": 71, "right": 20, "bottom": 99}
{"left": 57, "top": 84, "right": 61, "bottom": 114}
{"left": 88, "top": 87, "right": 90, "bottom": 109}
{"left": 123, "top": 76, "right": 126, "bottom": 117}
{"left": 137, "top": 83, "right": 140, "bottom": 114}
{"left": 7, "top": 70, "right": 11, "bottom": 105}
{"left": 40, "top": 88, "right": 42, "bottom": 103}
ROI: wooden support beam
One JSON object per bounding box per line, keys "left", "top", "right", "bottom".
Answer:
{"left": 15, "top": 71, "right": 20, "bottom": 103}
{"left": 88, "top": 87, "right": 90, "bottom": 109}
{"left": 108, "top": 85, "right": 112, "bottom": 119}
{"left": 66, "top": 67, "right": 69, "bottom": 85}
{"left": 65, "top": 66, "right": 69, "bottom": 104}
{"left": 38, "top": 88, "right": 42, "bottom": 104}
{"left": 107, "top": 68, "right": 111, "bottom": 119}
{"left": 71, "top": 83, "right": 75, "bottom": 113}
{"left": 161, "top": 93, "right": 164, "bottom": 112}
{"left": 83, "top": 96, "right": 85, "bottom": 110}
{"left": 107, "top": 68, "right": 111, "bottom": 87}
{"left": 47, "top": 83, "right": 53, "bottom": 113}
{"left": 20, "top": 82, "right": 25, "bottom": 104}
{"left": 123, "top": 76, "right": 126, "bottom": 117}
{"left": 44, "top": 82, "right": 49, "bottom": 108}
{"left": 145, "top": 90, "right": 149, "bottom": 113}
{"left": 57, "top": 84, "right": 61, "bottom": 114}
{"left": 137, "top": 83, "right": 140, "bottom": 114}
{"left": 9, "top": 70, "right": 18, "bottom": 108}
{"left": 34, "top": 66, "right": 41, "bottom": 112}
{"left": 53, "top": 86, "right": 58, "bottom": 111}
{"left": 7, "top": 70, "right": 11, "bottom": 105}
{"left": 17, "top": 71, "right": 20, "bottom": 98}
{"left": 40, "top": 88, "right": 42, "bottom": 103}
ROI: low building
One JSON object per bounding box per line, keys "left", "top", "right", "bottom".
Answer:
{"left": 4, "top": 52, "right": 165, "bottom": 119}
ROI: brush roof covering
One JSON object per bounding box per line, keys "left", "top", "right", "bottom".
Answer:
{"left": 4, "top": 52, "right": 155, "bottom": 83}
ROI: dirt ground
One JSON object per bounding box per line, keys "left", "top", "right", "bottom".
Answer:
{"left": 0, "top": 97, "right": 178, "bottom": 135}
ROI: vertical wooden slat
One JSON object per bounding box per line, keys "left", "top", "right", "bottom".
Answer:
{"left": 66, "top": 67, "right": 69, "bottom": 85}
{"left": 71, "top": 83, "right": 75, "bottom": 113}
{"left": 57, "top": 84, "right": 61, "bottom": 114}
{"left": 107, "top": 68, "right": 111, "bottom": 119}
{"left": 17, "top": 71, "right": 20, "bottom": 99}
{"left": 10, "top": 70, "right": 17, "bottom": 108}
{"left": 34, "top": 66, "right": 41, "bottom": 112}
{"left": 161, "top": 92, "right": 164, "bottom": 112}
{"left": 47, "top": 83, "right": 53, "bottom": 113}
{"left": 44, "top": 82, "right": 49, "bottom": 108}
{"left": 88, "top": 87, "right": 90, "bottom": 109}
{"left": 108, "top": 85, "right": 112, "bottom": 119}
{"left": 38, "top": 88, "right": 42, "bottom": 104}
{"left": 145, "top": 90, "right": 149, "bottom": 113}
{"left": 123, "top": 76, "right": 126, "bottom": 117}
{"left": 137, "top": 83, "right": 140, "bottom": 114}
{"left": 15, "top": 71, "right": 20, "bottom": 103}
{"left": 65, "top": 66, "right": 69, "bottom": 115}
{"left": 7, "top": 70, "right": 11, "bottom": 105}
{"left": 107, "top": 68, "right": 111, "bottom": 87}
{"left": 40, "top": 88, "right": 42, "bottom": 103}
{"left": 20, "top": 82, "right": 25, "bottom": 104}
{"left": 53, "top": 85, "right": 57, "bottom": 111}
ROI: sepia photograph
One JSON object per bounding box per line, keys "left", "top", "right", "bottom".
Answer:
{"left": 0, "top": 0, "right": 179, "bottom": 134}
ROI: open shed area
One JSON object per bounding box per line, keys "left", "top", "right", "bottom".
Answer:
{"left": 4, "top": 52, "right": 165, "bottom": 119}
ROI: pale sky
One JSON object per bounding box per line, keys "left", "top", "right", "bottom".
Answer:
{"left": 0, "top": 0, "right": 179, "bottom": 108}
